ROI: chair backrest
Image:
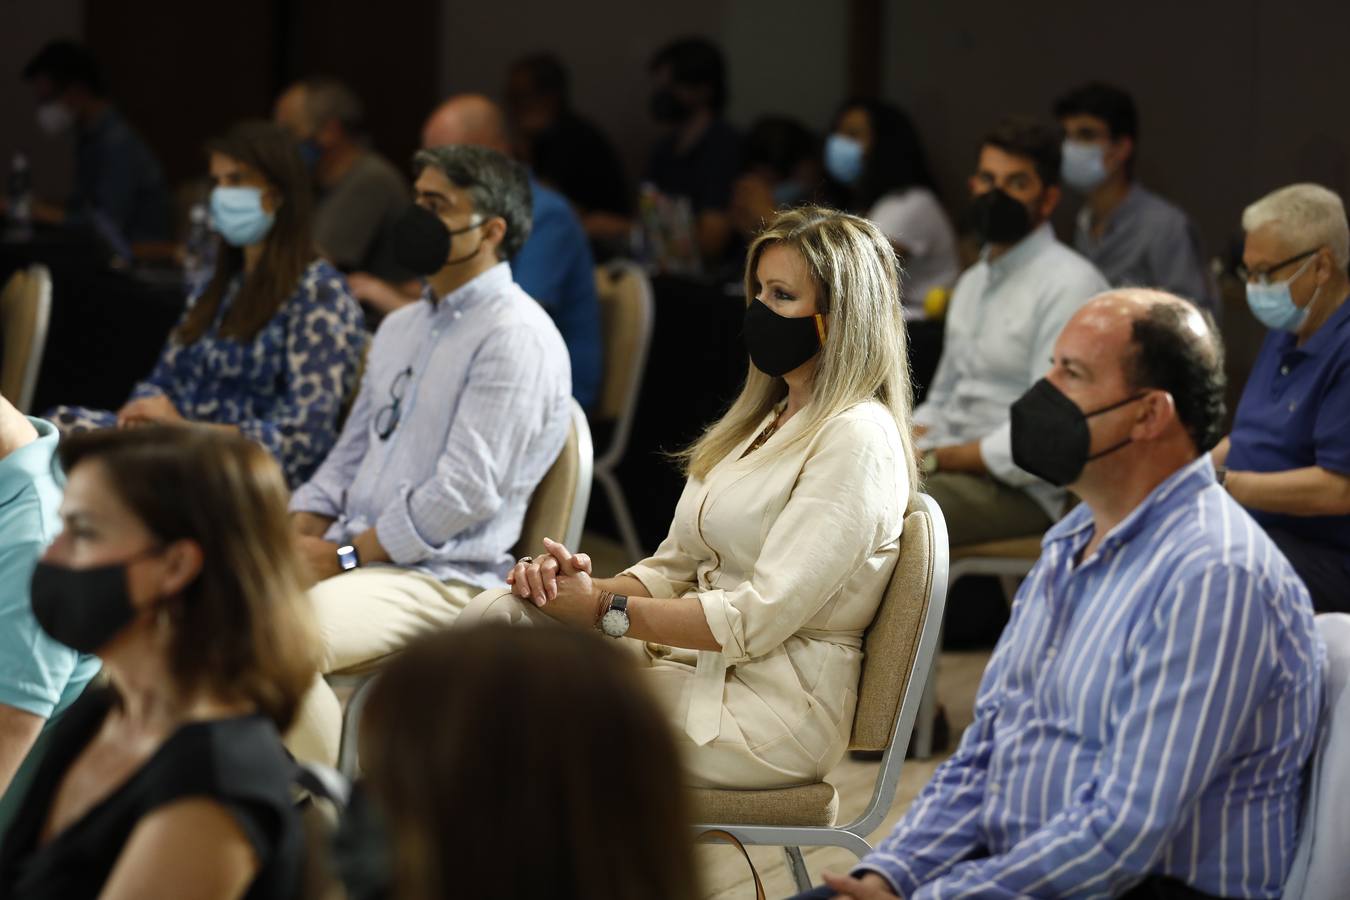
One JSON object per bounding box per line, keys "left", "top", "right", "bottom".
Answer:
{"left": 0, "top": 264, "right": 52, "bottom": 413}
{"left": 1284, "top": 613, "right": 1350, "bottom": 900}
{"left": 852, "top": 493, "right": 949, "bottom": 751}
{"left": 592, "top": 260, "right": 654, "bottom": 465}
{"left": 512, "top": 398, "right": 594, "bottom": 557}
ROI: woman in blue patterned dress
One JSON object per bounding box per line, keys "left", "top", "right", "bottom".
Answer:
{"left": 49, "top": 121, "right": 366, "bottom": 487}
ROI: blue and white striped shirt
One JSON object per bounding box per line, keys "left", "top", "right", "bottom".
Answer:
{"left": 863, "top": 456, "right": 1323, "bottom": 898}
{"left": 289, "top": 262, "right": 571, "bottom": 588}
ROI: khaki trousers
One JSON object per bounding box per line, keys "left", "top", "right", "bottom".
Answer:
{"left": 923, "top": 472, "right": 1052, "bottom": 548}
{"left": 285, "top": 566, "right": 478, "bottom": 766}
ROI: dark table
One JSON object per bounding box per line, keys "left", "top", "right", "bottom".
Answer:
{"left": 592, "top": 274, "right": 945, "bottom": 555}
{"left": 1, "top": 227, "right": 186, "bottom": 415}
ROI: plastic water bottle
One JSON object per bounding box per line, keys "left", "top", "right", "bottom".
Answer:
{"left": 183, "top": 202, "right": 213, "bottom": 287}
{"left": 7, "top": 152, "right": 33, "bottom": 241}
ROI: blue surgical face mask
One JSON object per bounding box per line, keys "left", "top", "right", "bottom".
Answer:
{"left": 1061, "top": 140, "right": 1108, "bottom": 193}
{"left": 209, "top": 186, "right": 276, "bottom": 247}
{"left": 825, "top": 133, "right": 865, "bottom": 185}
{"left": 1246, "top": 254, "right": 1319, "bottom": 332}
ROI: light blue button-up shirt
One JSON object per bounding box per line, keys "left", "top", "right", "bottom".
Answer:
{"left": 860, "top": 456, "right": 1324, "bottom": 899}
{"left": 1075, "top": 185, "right": 1216, "bottom": 311}
{"left": 914, "top": 222, "right": 1109, "bottom": 517}
{"left": 289, "top": 263, "right": 571, "bottom": 588}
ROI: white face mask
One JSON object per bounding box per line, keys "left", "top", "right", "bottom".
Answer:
{"left": 36, "top": 101, "right": 74, "bottom": 137}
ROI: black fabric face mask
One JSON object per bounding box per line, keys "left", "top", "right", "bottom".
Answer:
{"left": 1010, "top": 378, "right": 1146, "bottom": 487}
{"left": 650, "top": 88, "right": 693, "bottom": 125}
{"left": 391, "top": 204, "right": 484, "bottom": 276}
{"left": 965, "top": 187, "right": 1036, "bottom": 245}
{"left": 742, "top": 299, "right": 825, "bottom": 378}
{"left": 29, "top": 554, "right": 156, "bottom": 654}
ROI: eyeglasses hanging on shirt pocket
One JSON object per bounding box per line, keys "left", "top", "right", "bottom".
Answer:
{"left": 375, "top": 366, "right": 413, "bottom": 441}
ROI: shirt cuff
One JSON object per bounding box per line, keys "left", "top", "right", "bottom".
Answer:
{"left": 374, "top": 483, "right": 434, "bottom": 566}
{"left": 696, "top": 588, "right": 751, "bottom": 665}
{"left": 853, "top": 861, "right": 913, "bottom": 899}
{"left": 289, "top": 481, "right": 342, "bottom": 520}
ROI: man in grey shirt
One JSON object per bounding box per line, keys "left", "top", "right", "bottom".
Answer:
{"left": 1055, "top": 82, "right": 1216, "bottom": 311}
{"left": 286, "top": 145, "right": 571, "bottom": 766}
{"left": 275, "top": 77, "right": 413, "bottom": 286}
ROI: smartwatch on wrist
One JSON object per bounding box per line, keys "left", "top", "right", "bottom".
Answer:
{"left": 337, "top": 544, "right": 361, "bottom": 572}
{"left": 599, "top": 593, "right": 630, "bottom": 638}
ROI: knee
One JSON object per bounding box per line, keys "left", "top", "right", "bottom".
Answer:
{"left": 456, "top": 588, "right": 530, "bottom": 629}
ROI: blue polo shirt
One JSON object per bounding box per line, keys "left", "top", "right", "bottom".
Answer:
{"left": 1227, "top": 296, "right": 1350, "bottom": 550}
{"left": 512, "top": 178, "right": 602, "bottom": 411}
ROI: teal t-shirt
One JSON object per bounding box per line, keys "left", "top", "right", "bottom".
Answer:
{"left": 0, "top": 418, "right": 101, "bottom": 833}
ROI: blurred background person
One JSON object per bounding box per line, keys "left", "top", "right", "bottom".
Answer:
{"left": 48, "top": 121, "right": 367, "bottom": 489}
{"left": 345, "top": 625, "right": 700, "bottom": 900}
{"left": 728, "top": 115, "right": 829, "bottom": 244}
{"left": 827, "top": 98, "right": 959, "bottom": 319}
{"left": 273, "top": 76, "right": 415, "bottom": 296}
{"left": 16, "top": 40, "right": 169, "bottom": 243}
{"left": 505, "top": 52, "right": 630, "bottom": 259}
{"left": 0, "top": 427, "right": 319, "bottom": 898}
{"left": 1054, "top": 82, "right": 1215, "bottom": 310}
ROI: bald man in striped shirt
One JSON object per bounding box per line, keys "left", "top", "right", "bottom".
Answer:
{"left": 807, "top": 290, "right": 1323, "bottom": 900}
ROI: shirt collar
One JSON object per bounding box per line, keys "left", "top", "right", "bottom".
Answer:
{"left": 423, "top": 261, "right": 513, "bottom": 315}
{"left": 1287, "top": 294, "right": 1350, "bottom": 359}
{"left": 982, "top": 221, "right": 1056, "bottom": 285}
{"left": 1044, "top": 454, "right": 1216, "bottom": 553}
{"left": 0, "top": 417, "right": 61, "bottom": 506}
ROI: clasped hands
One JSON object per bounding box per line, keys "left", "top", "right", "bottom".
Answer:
{"left": 116, "top": 394, "right": 185, "bottom": 428}
{"left": 506, "top": 537, "right": 602, "bottom": 627}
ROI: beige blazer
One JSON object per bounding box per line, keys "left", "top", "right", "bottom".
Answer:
{"left": 624, "top": 399, "right": 908, "bottom": 788}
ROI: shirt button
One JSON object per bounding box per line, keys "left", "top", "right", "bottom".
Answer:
{"left": 1280, "top": 365, "right": 1290, "bottom": 375}
{"left": 1046, "top": 646, "right": 1058, "bottom": 659}
{"left": 988, "top": 782, "right": 1002, "bottom": 795}
{"left": 454, "top": 310, "right": 462, "bottom": 319}
{"left": 1289, "top": 401, "right": 1298, "bottom": 412}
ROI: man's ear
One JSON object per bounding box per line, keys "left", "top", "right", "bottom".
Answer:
{"left": 482, "top": 216, "right": 508, "bottom": 253}
{"left": 1135, "top": 390, "right": 1177, "bottom": 442}
{"left": 1038, "top": 184, "right": 1062, "bottom": 220}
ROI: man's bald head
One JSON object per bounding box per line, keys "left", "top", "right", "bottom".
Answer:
{"left": 422, "top": 93, "right": 510, "bottom": 153}
{"left": 1071, "top": 288, "right": 1225, "bottom": 453}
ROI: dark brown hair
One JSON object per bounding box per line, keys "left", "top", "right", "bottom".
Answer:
{"left": 981, "top": 115, "right": 1064, "bottom": 188}
{"left": 362, "top": 625, "right": 700, "bottom": 900}
{"left": 58, "top": 426, "right": 320, "bottom": 731}
{"left": 179, "top": 120, "right": 316, "bottom": 344}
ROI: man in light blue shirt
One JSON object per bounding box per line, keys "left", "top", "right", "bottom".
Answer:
{"left": 917, "top": 117, "right": 1108, "bottom": 547}
{"left": 1055, "top": 82, "right": 1216, "bottom": 310}
{"left": 286, "top": 145, "right": 571, "bottom": 765}
{"left": 802, "top": 290, "right": 1322, "bottom": 900}
{"left": 0, "top": 393, "right": 100, "bottom": 825}
{"left": 423, "top": 94, "right": 601, "bottom": 410}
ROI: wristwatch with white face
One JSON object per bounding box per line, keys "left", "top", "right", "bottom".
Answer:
{"left": 599, "top": 594, "right": 630, "bottom": 638}
{"left": 337, "top": 544, "right": 361, "bottom": 572}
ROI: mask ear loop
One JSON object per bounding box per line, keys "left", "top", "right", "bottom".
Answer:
{"left": 813, "top": 313, "right": 827, "bottom": 344}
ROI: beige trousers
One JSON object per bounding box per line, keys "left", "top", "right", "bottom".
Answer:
{"left": 285, "top": 566, "right": 478, "bottom": 766}
{"left": 457, "top": 589, "right": 832, "bottom": 789}
{"left": 923, "top": 472, "right": 1052, "bottom": 548}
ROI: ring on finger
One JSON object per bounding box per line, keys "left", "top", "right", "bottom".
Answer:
{"left": 517, "top": 556, "right": 533, "bottom": 565}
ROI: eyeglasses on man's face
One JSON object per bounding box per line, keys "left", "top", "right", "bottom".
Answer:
{"left": 375, "top": 366, "right": 413, "bottom": 441}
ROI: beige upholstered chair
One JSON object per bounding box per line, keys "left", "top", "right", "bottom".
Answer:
{"left": 0, "top": 264, "right": 53, "bottom": 413}
{"left": 691, "top": 493, "right": 950, "bottom": 892}
{"left": 334, "top": 399, "right": 593, "bottom": 776}
{"left": 591, "top": 260, "right": 655, "bottom": 561}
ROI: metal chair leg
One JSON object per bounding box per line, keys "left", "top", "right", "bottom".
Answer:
{"left": 784, "top": 845, "right": 812, "bottom": 892}
{"left": 912, "top": 652, "right": 938, "bottom": 760}
{"left": 597, "top": 466, "right": 645, "bottom": 562}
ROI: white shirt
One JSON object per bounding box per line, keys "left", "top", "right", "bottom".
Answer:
{"left": 914, "top": 222, "right": 1109, "bottom": 517}
{"left": 867, "top": 187, "right": 960, "bottom": 319}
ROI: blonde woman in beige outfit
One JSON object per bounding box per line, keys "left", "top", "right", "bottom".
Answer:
{"left": 458, "top": 206, "right": 919, "bottom": 789}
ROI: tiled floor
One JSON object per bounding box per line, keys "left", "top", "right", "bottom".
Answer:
{"left": 580, "top": 532, "right": 991, "bottom": 900}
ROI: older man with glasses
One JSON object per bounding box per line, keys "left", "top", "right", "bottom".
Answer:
{"left": 285, "top": 145, "right": 571, "bottom": 765}
{"left": 1212, "top": 182, "right": 1350, "bottom": 613}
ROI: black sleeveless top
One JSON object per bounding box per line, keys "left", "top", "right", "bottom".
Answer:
{"left": 0, "top": 687, "right": 302, "bottom": 899}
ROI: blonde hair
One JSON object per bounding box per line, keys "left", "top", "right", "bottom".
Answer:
{"left": 679, "top": 206, "right": 918, "bottom": 498}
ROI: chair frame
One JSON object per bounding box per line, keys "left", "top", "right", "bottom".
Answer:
{"left": 3, "top": 264, "right": 53, "bottom": 413}
{"left": 332, "top": 398, "right": 593, "bottom": 778}
{"left": 592, "top": 260, "right": 655, "bottom": 562}
{"left": 692, "top": 494, "right": 951, "bottom": 891}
